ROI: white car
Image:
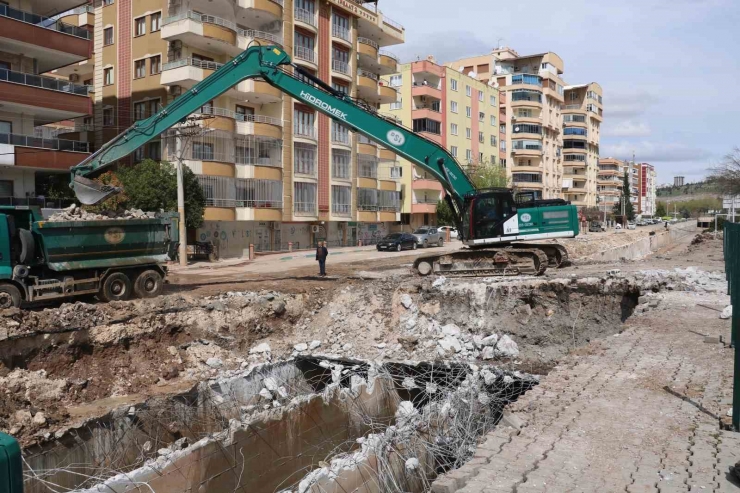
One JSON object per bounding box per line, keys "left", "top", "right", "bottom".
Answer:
{"left": 437, "top": 226, "right": 458, "bottom": 239}
{"left": 627, "top": 222, "right": 636, "bottom": 230}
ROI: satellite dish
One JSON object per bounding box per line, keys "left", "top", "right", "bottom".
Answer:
{"left": 514, "top": 126, "right": 520, "bottom": 132}
{"left": 493, "top": 82, "right": 499, "bottom": 88}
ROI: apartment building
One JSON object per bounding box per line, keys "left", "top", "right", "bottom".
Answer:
{"left": 447, "top": 47, "right": 603, "bottom": 207}
{"left": 639, "top": 162, "right": 656, "bottom": 216}
{"left": 596, "top": 157, "right": 623, "bottom": 211}
{"left": 381, "top": 56, "right": 499, "bottom": 228}
{"left": 674, "top": 176, "right": 685, "bottom": 187}
{"left": 0, "top": 0, "right": 93, "bottom": 205}
{"left": 82, "top": 0, "right": 404, "bottom": 257}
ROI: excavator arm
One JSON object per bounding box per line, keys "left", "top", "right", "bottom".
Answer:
{"left": 70, "top": 46, "right": 476, "bottom": 232}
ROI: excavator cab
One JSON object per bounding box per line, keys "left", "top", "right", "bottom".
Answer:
{"left": 460, "top": 189, "right": 518, "bottom": 242}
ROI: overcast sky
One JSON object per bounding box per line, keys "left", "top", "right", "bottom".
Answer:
{"left": 377, "top": 0, "right": 739, "bottom": 185}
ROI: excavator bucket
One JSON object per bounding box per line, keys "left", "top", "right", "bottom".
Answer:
{"left": 72, "top": 175, "right": 121, "bottom": 205}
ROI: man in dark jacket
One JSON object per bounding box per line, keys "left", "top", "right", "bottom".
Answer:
{"left": 316, "top": 241, "right": 328, "bottom": 276}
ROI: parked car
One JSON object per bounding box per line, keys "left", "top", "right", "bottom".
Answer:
{"left": 412, "top": 226, "right": 444, "bottom": 247}
{"left": 615, "top": 223, "right": 623, "bottom": 230}
{"left": 376, "top": 233, "right": 418, "bottom": 252}
{"left": 437, "top": 225, "right": 459, "bottom": 239}
{"left": 589, "top": 221, "right": 605, "bottom": 233}
{"left": 627, "top": 222, "right": 636, "bottom": 230}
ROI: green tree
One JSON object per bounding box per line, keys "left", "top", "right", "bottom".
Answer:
{"left": 469, "top": 162, "right": 509, "bottom": 189}
{"left": 655, "top": 201, "right": 667, "bottom": 217}
{"left": 436, "top": 198, "right": 456, "bottom": 226}
{"left": 613, "top": 170, "right": 636, "bottom": 220}
{"left": 89, "top": 160, "right": 206, "bottom": 228}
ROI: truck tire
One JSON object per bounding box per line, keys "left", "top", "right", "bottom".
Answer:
{"left": 134, "top": 270, "right": 163, "bottom": 299}
{"left": 19, "top": 229, "right": 35, "bottom": 264}
{"left": 0, "top": 283, "right": 22, "bottom": 309}
{"left": 100, "top": 272, "right": 132, "bottom": 302}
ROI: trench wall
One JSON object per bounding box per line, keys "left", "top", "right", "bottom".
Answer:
{"left": 585, "top": 222, "right": 698, "bottom": 262}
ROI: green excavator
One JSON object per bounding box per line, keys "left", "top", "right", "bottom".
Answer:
{"left": 69, "top": 46, "right": 579, "bottom": 276}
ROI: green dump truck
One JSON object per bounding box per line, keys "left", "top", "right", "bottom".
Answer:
{"left": 0, "top": 205, "right": 179, "bottom": 308}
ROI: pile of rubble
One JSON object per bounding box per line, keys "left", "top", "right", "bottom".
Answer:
{"left": 47, "top": 203, "right": 154, "bottom": 222}
{"left": 633, "top": 266, "right": 727, "bottom": 293}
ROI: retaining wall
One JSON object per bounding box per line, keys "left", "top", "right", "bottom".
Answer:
{"left": 586, "top": 222, "right": 698, "bottom": 262}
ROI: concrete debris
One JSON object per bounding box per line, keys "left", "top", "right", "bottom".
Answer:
{"left": 402, "top": 376, "right": 418, "bottom": 389}
{"left": 48, "top": 204, "right": 154, "bottom": 222}
{"left": 481, "top": 346, "right": 495, "bottom": 360}
{"left": 294, "top": 343, "right": 308, "bottom": 352}
{"left": 405, "top": 457, "right": 420, "bottom": 471}
{"left": 442, "top": 323, "right": 461, "bottom": 337}
{"left": 721, "top": 305, "right": 733, "bottom": 319}
{"left": 438, "top": 335, "right": 463, "bottom": 354}
{"left": 249, "top": 343, "right": 272, "bottom": 354}
{"left": 400, "top": 294, "right": 414, "bottom": 309}
{"left": 432, "top": 276, "right": 447, "bottom": 288}
{"left": 32, "top": 412, "right": 46, "bottom": 426}
{"left": 495, "top": 335, "right": 519, "bottom": 358}
{"left": 205, "top": 357, "right": 223, "bottom": 369}
{"left": 309, "top": 340, "right": 322, "bottom": 350}
{"left": 263, "top": 377, "right": 279, "bottom": 392}
{"left": 259, "top": 388, "right": 273, "bottom": 400}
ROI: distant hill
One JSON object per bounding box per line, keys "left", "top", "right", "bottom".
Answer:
{"left": 656, "top": 180, "right": 722, "bottom": 209}
{"left": 657, "top": 180, "right": 718, "bottom": 198}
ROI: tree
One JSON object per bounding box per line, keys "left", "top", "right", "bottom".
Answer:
{"left": 655, "top": 201, "right": 667, "bottom": 218}
{"left": 709, "top": 147, "right": 740, "bottom": 196}
{"left": 436, "top": 198, "right": 456, "bottom": 226}
{"left": 88, "top": 160, "right": 206, "bottom": 228}
{"left": 469, "top": 162, "right": 509, "bottom": 189}
{"left": 614, "top": 170, "right": 635, "bottom": 220}
{"left": 582, "top": 207, "right": 602, "bottom": 222}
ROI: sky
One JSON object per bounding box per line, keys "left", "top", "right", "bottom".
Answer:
{"left": 375, "top": 0, "right": 740, "bottom": 186}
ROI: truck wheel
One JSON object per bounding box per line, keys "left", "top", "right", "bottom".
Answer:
{"left": 134, "top": 270, "right": 164, "bottom": 299}
{"left": 100, "top": 272, "right": 132, "bottom": 302}
{"left": 0, "top": 283, "right": 22, "bottom": 309}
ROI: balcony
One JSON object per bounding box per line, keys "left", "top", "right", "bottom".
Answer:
{"left": 412, "top": 178, "right": 443, "bottom": 191}
{"left": 294, "top": 7, "right": 317, "bottom": 30}
{"left": 0, "top": 5, "right": 91, "bottom": 73}
{"left": 0, "top": 69, "right": 91, "bottom": 123}
{"left": 510, "top": 74, "right": 542, "bottom": 88}
{"left": 332, "top": 24, "right": 352, "bottom": 44}
{"left": 411, "top": 83, "right": 441, "bottom": 100}
{"left": 236, "top": 0, "right": 284, "bottom": 25}
{"left": 332, "top": 59, "right": 352, "bottom": 78}
{"left": 294, "top": 46, "right": 317, "bottom": 68}
{"left": 0, "top": 133, "right": 90, "bottom": 170}
{"left": 357, "top": 69, "right": 379, "bottom": 101}
{"left": 357, "top": 37, "right": 379, "bottom": 65}
{"left": 378, "top": 160, "right": 402, "bottom": 181}
{"left": 332, "top": 130, "right": 352, "bottom": 147}
{"left": 378, "top": 50, "right": 398, "bottom": 74}
{"left": 511, "top": 141, "right": 543, "bottom": 157}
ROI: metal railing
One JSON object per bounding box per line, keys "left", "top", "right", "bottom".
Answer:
{"left": 332, "top": 204, "right": 351, "bottom": 216}
{"left": 358, "top": 159, "right": 378, "bottom": 179}
{"left": 414, "top": 197, "right": 439, "bottom": 204}
{"left": 162, "top": 58, "right": 224, "bottom": 71}
{"left": 382, "top": 15, "right": 403, "bottom": 32}
{"left": 0, "top": 133, "right": 91, "bottom": 152}
{"left": 197, "top": 106, "right": 282, "bottom": 126}
{"left": 723, "top": 222, "right": 740, "bottom": 431}
{"left": 0, "top": 68, "right": 90, "bottom": 96}
{"left": 378, "top": 50, "right": 398, "bottom": 61}
{"left": 239, "top": 28, "right": 282, "bottom": 45}
{"left": 358, "top": 69, "right": 379, "bottom": 81}
{"left": 294, "top": 7, "right": 316, "bottom": 27}
{"left": 562, "top": 104, "right": 582, "bottom": 110}
{"left": 0, "top": 196, "right": 77, "bottom": 209}
{"left": 332, "top": 24, "right": 351, "bottom": 42}
{"left": 358, "top": 37, "right": 378, "bottom": 50}
{"left": 294, "top": 46, "right": 316, "bottom": 64}
{"left": 70, "top": 4, "right": 95, "bottom": 15}
{"left": 163, "top": 11, "right": 282, "bottom": 44}
{"left": 294, "top": 124, "right": 316, "bottom": 139}
{"left": 269, "top": 0, "right": 284, "bottom": 6}
{"left": 332, "top": 131, "right": 351, "bottom": 145}
{"left": 332, "top": 59, "right": 350, "bottom": 75}
{"left": 294, "top": 202, "right": 317, "bottom": 216}
{"left": 0, "top": 4, "right": 91, "bottom": 39}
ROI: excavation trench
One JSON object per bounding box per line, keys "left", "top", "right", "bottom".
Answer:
{"left": 22, "top": 356, "right": 536, "bottom": 493}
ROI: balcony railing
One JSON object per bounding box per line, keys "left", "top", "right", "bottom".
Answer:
{"left": 164, "top": 11, "right": 283, "bottom": 44}
{"left": 332, "top": 162, "right": 351, "bottom": 179}
{"left": 0, "top": 5, "right": 91, "bottom": 39}
{"left": 358, "top": 69, "right": 379, "bottom": 81}
{"left": 197, "top": 106, "right": 282, "bottom": 126}
{"left": 358, "top": 159, "right": 378, "bottom": 178}
{"left": 332, "top": 59, "right": 350, "bottom": 75}
{"left": 70, "top": 4, "right": 95, "bottom": 15}
{"left": 294, "top": 46, "right": 316, "bottom": 64}
{"left": 294, "top": 7, "right": 316, "bottom": 27}
{"left": 378, "top": 50, "right": 398, "bottom": 62}
{"left": 561, "top": 104, "right": 581, "bottom": 110}
{"left": 294, "top": 124, "right": 316, "bottom": 139}
{"left": 511, "top": 74, "right": 542, "bottom": 86}
{"left": 239, "top": 28, "right": 282, "bottom": 45}
{"left": 358, "top": 37, "right": 379, "bottom": 50}
{"left": 383, "top": 16, "right": 403, "bottom": 32}
{"left": 0, "top": 196, "right": 78, "bottom": 209}
{"left": 332, "top": 131, "right": 351, "bottom": 145}
{"left": 0, "top": 133, "right": 91, "bottom": 153}
{"left": 332, "top": 203, "right": 351, "bottom": 216}
{"left": 0, "top": 68, "right": 90, "bottom": 96}
{"left": 294, "top": 202, "right": 317, "bottom": 216}
{"left": 332, "top": 24, "right": 351, "bottom": 42}
{"left": 163, "top": 58, "right": 223, "bottom": 71}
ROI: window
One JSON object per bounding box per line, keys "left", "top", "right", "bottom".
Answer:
{"left": 134, "top": 59, "right": 146, "bottom": 79}
{"left": 148, "top": 99, "right": 159, "bottom": 117}
{"left": 134, "top": 17, "right": 146, "bottom": 36}
{"left": 450, "top": 101, "right": 458, "bottom": 113}
{"left": 500, "top": 141, "right": 506, "bottom": 151}
{"left": 466, "top": 149, "right": 472, "bottom": 162}
{"left": 332, "top": 12, "right": 350, "bottom": 39}
{"left": 134, "top": 102, "right": 146, "bottom": 120}
{"left": 332, "top": 185, "right": 351, "bottom": 215}
{"left": 295, "top": 31, "right": 315, "bottom": 49}
{"left": 104, "top": 67, "right": 113, "bottom": 85}
{"left": 465, "top": 128, "right": 471, "bottom": 139}
{"left": 490, "top": 115, "right": 496, "bottom": 126}
{"left": 479, "top": 111, "right": 485, "bottom": 122}
{"left": 150, "top": 12, "right": 161, "bottom": 32}
{"left": 450, "top": 123, "right": 458, "bottom": 135}
{"left": 294, "top": 108, "right": 315, "bottom": 137}
{"left": 569, "top": 92, "right": 578, "bottom": 101}
{"left": 332, "top": 149, "right": 351, "bottom": 178}
{"left": 103, "top": 0, "right": 113, "bottom": 5}
{"left": 412, "top": 118, "right": 440, "bottom": 135}
{"left": 465, "top": 85, "right": 471, "bottom": 97}
{"left": 296, "top": 0, "right": 315, "bottom": 14}
{"left": 0, "top": 179, "right": 13, "bottom": 197}
{"left": 478, "top": 91, "right": 483, "bottom": 102}
{"left": 84, "top": 78, "right": 93, "bottom": 86}
{"left": 479, "top": 152, "right": 484, "bottom": 162}
{"left": 499, "top": 124, "right": 506, "bottom": 134}
{"left": 465, "top": 106, "right": 471, "bottom": 118}
{"left": 193, "top": 142, "right": 214, "bottom": 160}
{"left": 236, "top": 105, "right": 254, "bottom": 120}
{"left": 294, "top": 182, "right": 317, "bottom": 214}
{"left": 450, "top": 146, "right": 457, "bottom": 157}
{"left": 150, "top": 55, "right": 161, "bottom": 75}
{"left": 490, "top": 95, "right": 496, "bottom": 106}
{"left": 104, "top": 27, "right": 114, "bottom": 45}
{"left": 331, "top": 81, "right": 349, "bottom": 95}
{"left": 294, "top": 142, "right": 316, "bottom": 175}
{"left": 491, "top": 155, "right": 496, "bottom": 165}
{"left": 390, "top": 97, "right": 402, "bottom": 110}
{"left": 517, "top": 108, "right": 532, "bottom": 118}
{"left": 148, "top": 142, "right": 161, "bottom": 161}
{"left": 390, "top": 74, "right": 402, "bottom": 87}
{"left": 450, "top": 79, "right": 458, "bottom": 91}
{"left": 103, "top": 108, "right": 114, "bottom": 126}
{"left": 490, "top": 135, "right": 496, "bottom": 146}
{"left": 478, "top": 131, "right": 484, "bottom": 143}
{"left": 134, "top": 146, "right": 144, "bottom": 162}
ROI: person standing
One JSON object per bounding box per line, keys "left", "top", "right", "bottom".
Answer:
{"left": 316, "top": 241, "right": 328, "bottom": 277}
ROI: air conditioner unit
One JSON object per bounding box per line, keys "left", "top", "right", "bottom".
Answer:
{"left": 169, "top": 85, "right": 182, "bottom": 96}
{"left": 311, "top": 225, "right": 321, "bottom": 234}
{"left": 69, "top": 74, "right": 80, "bottom": 83}
{"left": 511, "top": 115, "right": 517, "bottom": 121}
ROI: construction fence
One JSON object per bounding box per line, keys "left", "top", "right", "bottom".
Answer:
{"left": 724, "top": 222, "right": 740, "bottom": 430}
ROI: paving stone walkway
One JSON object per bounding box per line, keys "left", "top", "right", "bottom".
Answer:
{"left": 432, "top": 285, "right": 739, "bottom": 493}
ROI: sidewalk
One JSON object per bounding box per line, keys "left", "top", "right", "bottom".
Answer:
{"left": 432, "top": 282, "right": 738, "bottom": 492}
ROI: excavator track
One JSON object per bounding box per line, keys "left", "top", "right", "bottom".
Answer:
{"left": 510, "top": 243, "right": 570, "bottom": 268}
{"left": 413, "top": 248, "right": 549, "bottom": 277}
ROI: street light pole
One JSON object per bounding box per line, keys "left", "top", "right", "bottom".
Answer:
{"left": 175, "top": 136, "right": 187, "bottom": 267}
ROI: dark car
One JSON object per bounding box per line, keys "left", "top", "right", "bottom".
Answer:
{"left": 376, "top": 233, "right": 418, "bottom": 252}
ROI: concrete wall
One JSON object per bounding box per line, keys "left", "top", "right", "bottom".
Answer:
{"left": 586, "top": 222, "right": 697, "bottom": 262}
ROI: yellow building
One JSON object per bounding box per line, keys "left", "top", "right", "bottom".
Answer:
{"left": 447, "top": 47, "right": 603, "bottom": 207}
{"left": 596, "top": 157, "right": 624, "bottom": 212}
{"left": 56, "top": 0, "right": 406, "bottom": 257}
{"left": 381, "top": 56, "right": 500, "bottom": 228}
